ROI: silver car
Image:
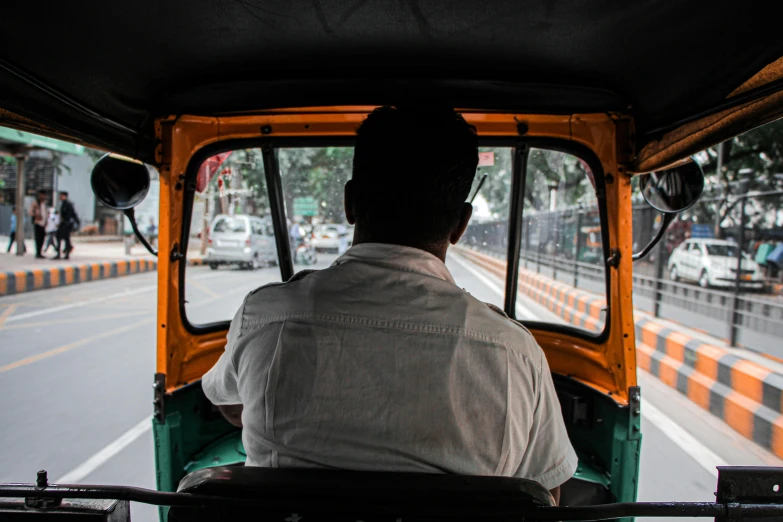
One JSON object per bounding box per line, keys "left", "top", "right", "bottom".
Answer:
{"left": 206, "top": 214, "right": 277, "bottom": 270}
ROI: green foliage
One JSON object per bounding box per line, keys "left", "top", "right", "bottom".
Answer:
{"left": 678, "top": 119, "right": 783, "bottom": 233}
{"left": 471, "top": 148, "right": 512, "bottom": 218}
{"left": 210, "top": 147, "right": 353, "bottom": 223}
{"left": 473, "top": 147, "right": 595, "bottom": 220}
{"left": 212, "top": 145, "right": 597, "bottom": 224}
{"left": 279, "top": 147, "right": 353, "bottom": 223}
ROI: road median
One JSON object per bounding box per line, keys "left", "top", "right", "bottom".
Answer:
{"left": 0, "top": 257, "right": 206, "bottom": 297}
{"left": 453, "top": 245, "right": 783, "bottom": 458}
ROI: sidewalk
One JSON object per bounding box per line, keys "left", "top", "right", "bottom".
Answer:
{"left": 0, "top": 235, "right": 203, "bottom": 296}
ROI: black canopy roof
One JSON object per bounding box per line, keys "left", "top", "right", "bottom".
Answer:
{"left": 1, "top": 1, "right": 782, "bottom": 163}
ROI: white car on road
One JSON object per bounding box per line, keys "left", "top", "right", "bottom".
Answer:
{"left": 667, "top": 238, "right": 765, "bottom": 290}
{"left": 311, "top": 224, "right": 352, "bottom": 253}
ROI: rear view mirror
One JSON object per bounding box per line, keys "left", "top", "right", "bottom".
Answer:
{"left": 91, "top": 154, "right": 151, "bottom": 210}
{"left": 633, "top": 160, "right": 705, "bottom": 261}
{"left": 640, "top": 161, "right": 704, "bottom": 214}
{"left": 91, "top": 154, "right": 157, "bottom": 256}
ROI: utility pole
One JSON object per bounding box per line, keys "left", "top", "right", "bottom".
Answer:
{"left": 14, "top": 152, "right": 27, "bottom": 256}
{"left": 201, "top": 186, "right": 211, "bottom": 255}
{"left": 728, "top": 168, "right": 752, "bottom": 347}
{"left": 714, "top": 141, "right": 726, "bottom": 238}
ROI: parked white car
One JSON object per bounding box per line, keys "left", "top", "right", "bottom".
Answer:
{"left": 311, "top": 224, "right": 352, "bottom": 253}
{"left": 206, "top": 214, "right": 277, "bottom": 270}
{"left": 667, "top": 239, "right": 765, "bottom": 290}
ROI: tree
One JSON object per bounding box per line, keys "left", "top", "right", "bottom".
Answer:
{"left": 279, "top": 147, "right": 353, "bottom": 223}
{"left": 474, "top": 147, "right": 596, "bottom": 219}
{"left": 686, "top": 119, "right": 783, "bottom": 235}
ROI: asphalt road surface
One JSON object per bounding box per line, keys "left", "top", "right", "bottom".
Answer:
{"left": 1, "top": 251, "right": 781, "bottom": 522}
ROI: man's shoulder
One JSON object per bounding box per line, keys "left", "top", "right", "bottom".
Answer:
{"left": 246, "top": 269, "right": 317, "bottom": 298}
{"left": 463, "top": 296, "right": 543, "bottom": 364}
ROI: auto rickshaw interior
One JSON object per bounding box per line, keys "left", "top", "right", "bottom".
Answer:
{"left": 3, "top": 2, "right": 783, "bottom": 521}
{"left": 93, "top": 113, "right": 699, "bottom": 520}
{"left": 95, "top": 111, "right": 649, "bottom": 511}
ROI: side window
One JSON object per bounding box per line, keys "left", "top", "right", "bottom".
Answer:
{"left": 519, "top": 148, "right": 606, "bottom": 333}
{"left": 452, "top": 146, "right": 606, "bottom": 335}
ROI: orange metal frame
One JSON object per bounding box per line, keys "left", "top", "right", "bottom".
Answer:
{"left": 153, "top": 108, "right": 637, "bottom": 404}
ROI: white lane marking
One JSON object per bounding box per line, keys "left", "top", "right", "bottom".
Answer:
{"left": 447, "top": 253, "right": 540, "bottom": 320}
{"left": 7, "top": 272, "right": 223, "bottom": 323}
{"left": 55, "top": 417, "right": 152, "bottom": 484}
{"left": 8, "top": 285, "right": 157, "bottom": 322}
{"left": 642, "top": 400, "right": 728, "bottom": 478}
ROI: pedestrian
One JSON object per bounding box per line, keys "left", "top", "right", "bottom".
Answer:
{"left": 29, "top": 189, "right": 48, "bottom": 259}
{"left": 54, "top": 191, "right": 79, "bottom": 260}
{"left": 146, "top": 217, "right": 158, "bottom": 248}
{"left": 289, "top": 219, "right": 302, "bottom": 261}
{"left": 6, "top": 206, "right": 25, "bottom": 253}
{"left": 44, "top": 206, "right": 60, "bottom": 253}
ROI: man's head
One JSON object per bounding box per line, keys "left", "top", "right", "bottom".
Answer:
{"left": 59, "top": 191, "right": 68, "bottom": 201}
{"left": 37, "top": 190, "right": 47, "bottom": 202}
{"left": 345, "top": 106, "right": 478, "bottom": 258}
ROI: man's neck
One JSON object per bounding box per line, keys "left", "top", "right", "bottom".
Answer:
{"left": 352, "top": 233, "right": 449, "bottom": 263}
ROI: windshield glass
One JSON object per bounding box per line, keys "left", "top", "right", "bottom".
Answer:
{"left": 185, "top": 144, "right": 605, "bottom": 334}
{"left": 705, "top": 244, "right": 738, "bottom": 257}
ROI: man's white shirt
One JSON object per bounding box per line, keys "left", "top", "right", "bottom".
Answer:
{"left": 203, "top": 243, "right": 577, "bottom": 490}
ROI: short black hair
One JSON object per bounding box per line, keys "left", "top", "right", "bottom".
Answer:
{"left": 351, "top": 106, "right": 478, "bottom": 245}
{"left": 37, "top": 189, "right": 47, "bottom": 195}
{"left": 59, "top": 191, "right": 68, "bottom": 197}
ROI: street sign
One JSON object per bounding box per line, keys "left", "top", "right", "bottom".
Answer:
{"left": 293, "top": 196, "right": 318, "bottom": 216}
{"left": 478, "top": 151, "right": 495, "bottom": 167}
{"left": 691, "top": 224, "right": 715, "bottom": 239}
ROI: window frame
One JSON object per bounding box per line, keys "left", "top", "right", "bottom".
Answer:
{"left": 178, "top": 136, "right": 610, "bottom": 342}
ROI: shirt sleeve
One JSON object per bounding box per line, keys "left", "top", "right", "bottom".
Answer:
{"left": 202, "top": 298, "right": 246, "bottom": 405}
{"left": 514, "top": 352, "right": 578, "bottom": 491}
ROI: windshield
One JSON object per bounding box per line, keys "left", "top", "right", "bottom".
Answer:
{"left": 184, "top": 144, "right": 606, "bottom": 335}
{"left": 705, "top": 244, "right": 738, "bottom": 257}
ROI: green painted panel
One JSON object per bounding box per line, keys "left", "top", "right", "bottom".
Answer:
{"left": 0, "top": 127, "right": 85, "bottom": 155}
{"left": 572, "top": 452, "right": 611, "bottom": 487}
{"left": 184, "top": 431, "right": 246, "bottom": 474}
{"left": 155, "top": 377, "right": 640, "bottom": 522}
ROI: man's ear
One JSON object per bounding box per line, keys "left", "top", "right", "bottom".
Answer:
{"left": 344, "top": 179, "right": 356, "bottom": 225}
{"left": 449, "top": 203, "right": 473, "bottom": 245}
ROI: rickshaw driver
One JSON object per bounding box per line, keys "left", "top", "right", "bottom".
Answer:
{"left": 202, "top": 107, "right": 577, "bottom": 504}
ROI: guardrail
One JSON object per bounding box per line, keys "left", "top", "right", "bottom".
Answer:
{"left": 454, "top": 245, "right": 783, "bottom": 459}
{"left": 463, "top": 219, "right": 783, "bottom": 357}
{"left": 522, "top": 249, "right": 783, "bottom": 355}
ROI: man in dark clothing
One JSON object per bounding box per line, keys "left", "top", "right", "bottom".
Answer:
{"left": 54, "top": 191, "right": 79, "bottom": 260}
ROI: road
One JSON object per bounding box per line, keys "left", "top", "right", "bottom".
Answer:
{"left": 1, "top": 251, "right": 781, "bottom": 522}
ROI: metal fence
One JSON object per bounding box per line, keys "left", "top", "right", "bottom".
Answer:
{"left": 464, "top": 198, "right": 783, "bottom": 356}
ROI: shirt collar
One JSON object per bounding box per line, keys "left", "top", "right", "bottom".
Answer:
{"left": 333, "top": 243, "right": 456, "bottom": 284}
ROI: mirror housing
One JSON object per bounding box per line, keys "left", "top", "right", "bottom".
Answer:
{"left": 640, "top": 161, "right": 704, "bottom": 213}
{"left": 91, "top": 154, "right": 151, "bottom": 210}
{"left": 632, "top": 160, "right": 705, "bottom": 261}
{"left": 90, "top": 154, "right": 157, "bottom": 256}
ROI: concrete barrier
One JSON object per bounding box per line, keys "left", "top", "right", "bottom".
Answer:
{"left": 455, "top": 247, "right": 605, "bottom": 332}
{"left": 0, "top": 258, "right": 205, "bottom": 297}
{"left": 635, "top": 318, "right": 783, "bottom": 456}
{"left": 453, "top": 245, "right": 783, "bottom": 458}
